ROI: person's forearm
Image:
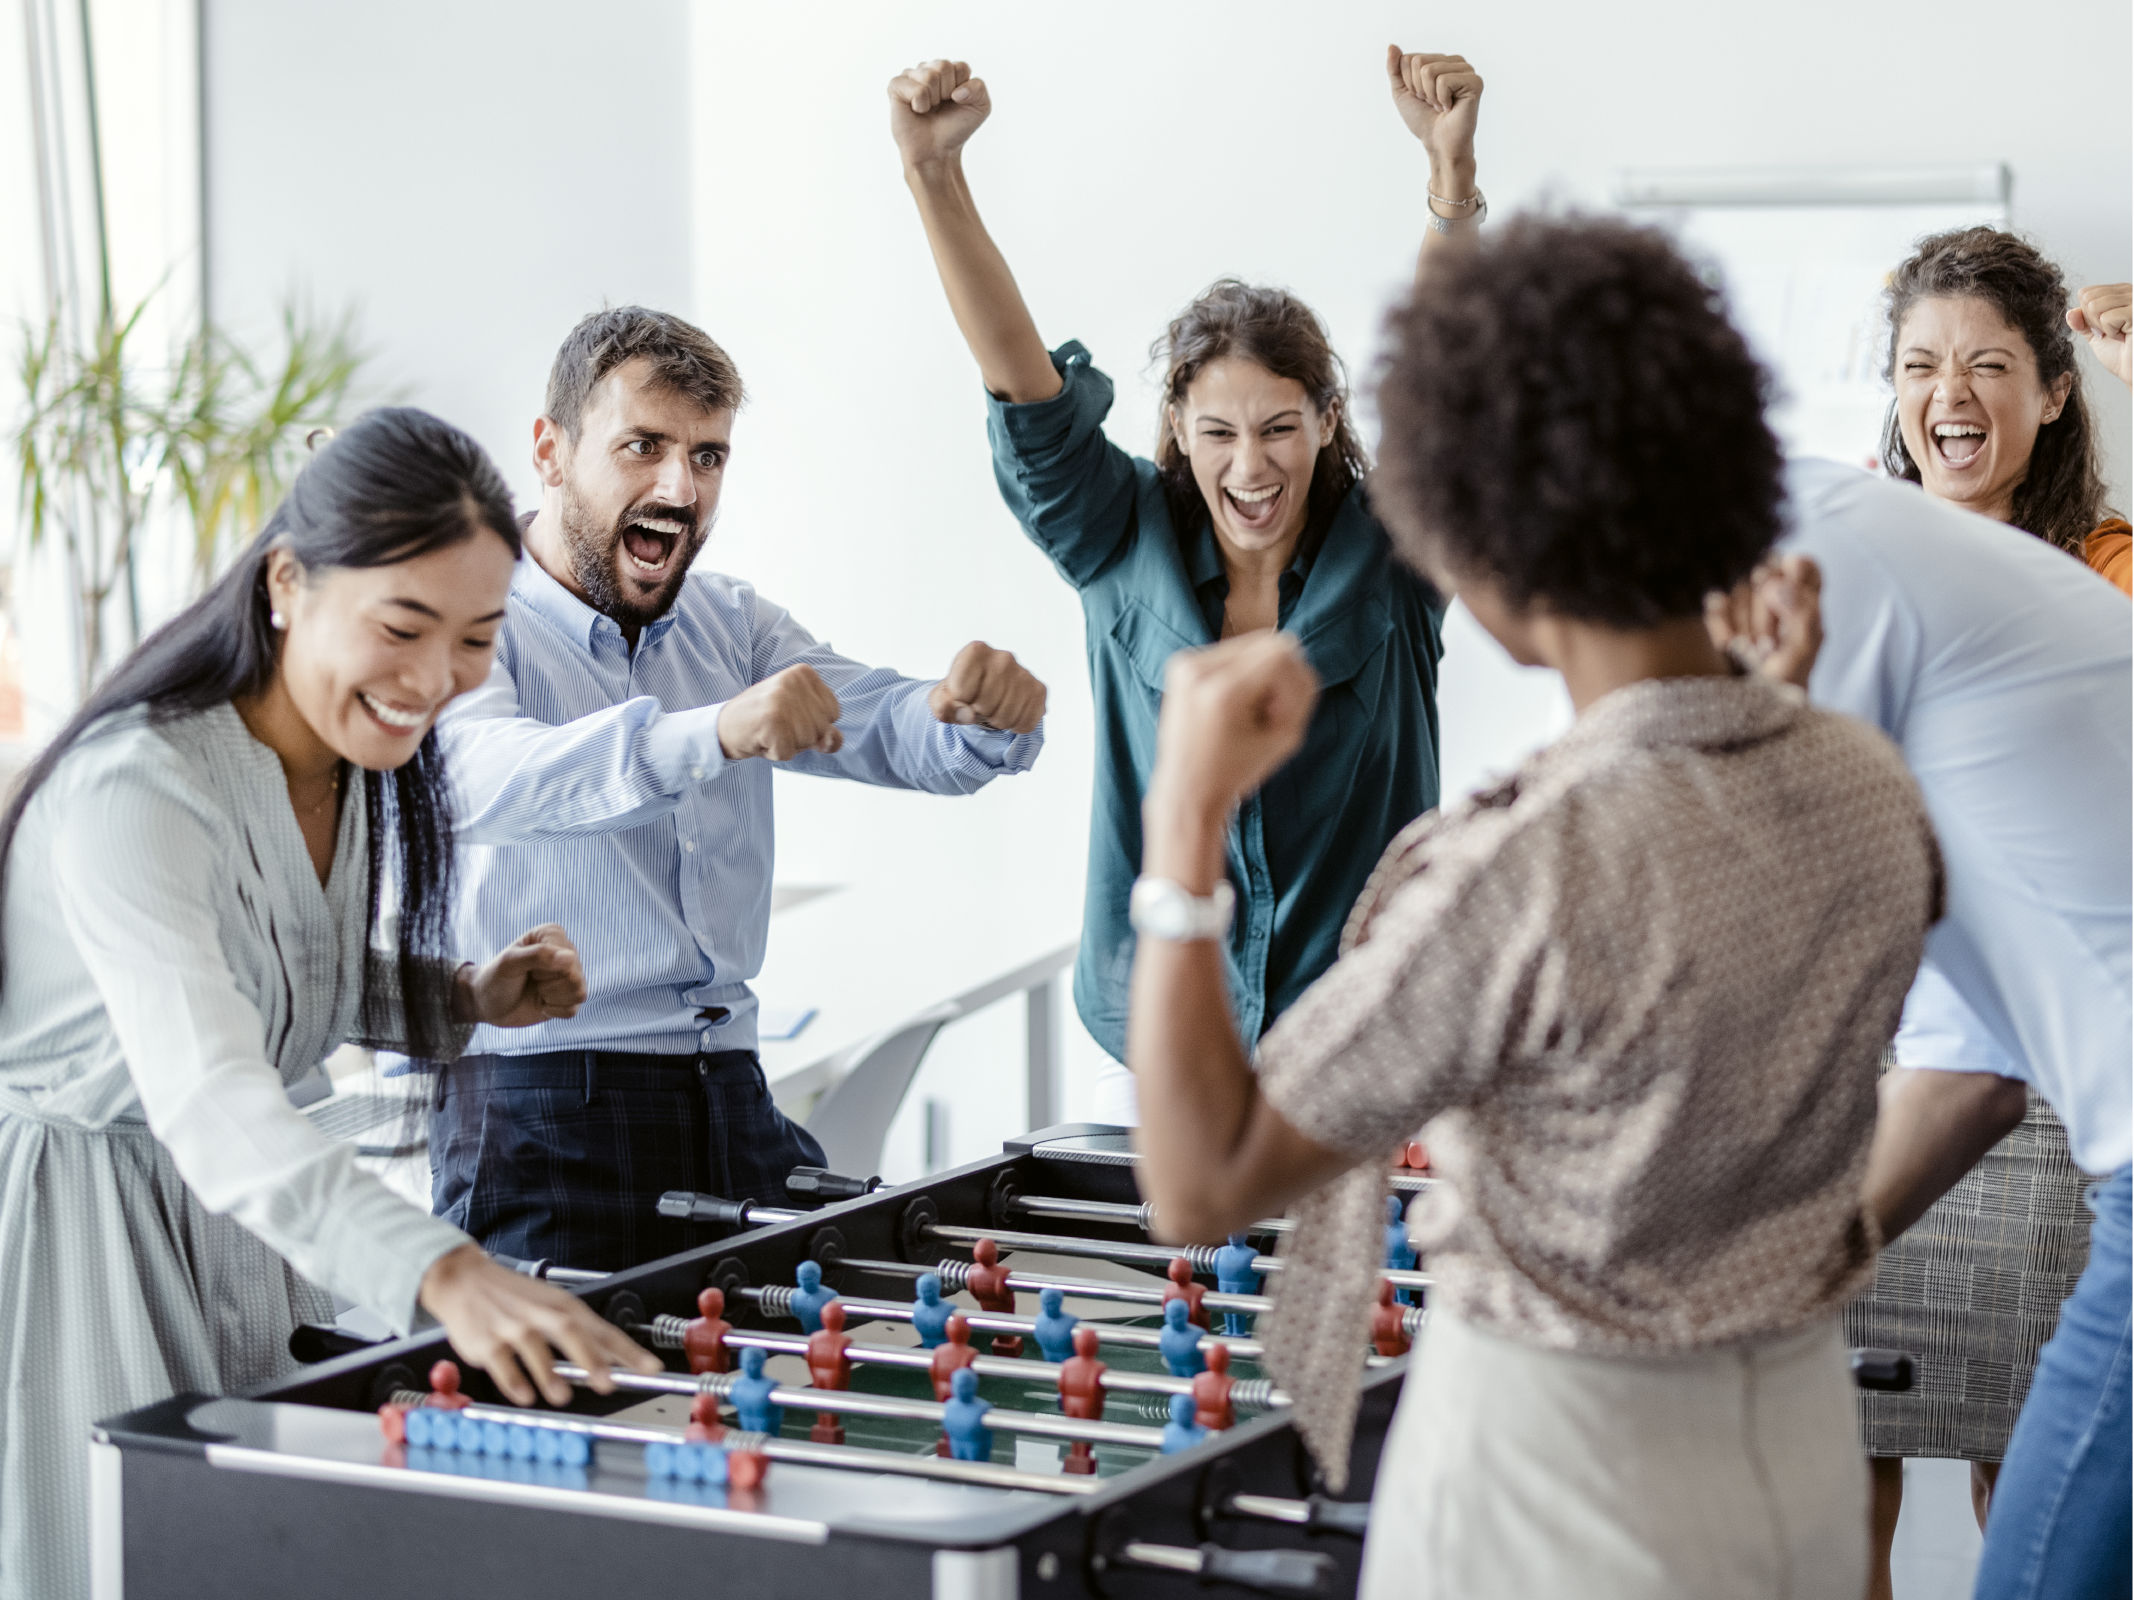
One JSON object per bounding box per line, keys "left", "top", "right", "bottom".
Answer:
{"left": 1414, "top": 151, "right": 1481, "bottom": 279}
{"left": 1127, "top": 790, "right": 1266, "bottom": 1241}
{"left": 1863, "top": 1066, "right": 2030, "bottom": 1241}
{"left": 902, "top": 155, "right": 1062, "bottom": 403}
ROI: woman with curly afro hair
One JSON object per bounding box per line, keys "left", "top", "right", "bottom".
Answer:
{"left": 1121, "top": 214, "right": 1942, "bottom": 1599}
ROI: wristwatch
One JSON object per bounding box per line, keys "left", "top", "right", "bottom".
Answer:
{"left": 1129, "top": 876, "right": 1237, "bottom": 942}
{"left": 1424, "top": 187, "right": 1487, "bottom": 235}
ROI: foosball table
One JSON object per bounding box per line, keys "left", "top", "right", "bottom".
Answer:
{"left": 92, "top": 1127, "right": 1424, "bottom": 1600}
{"left": 92, "top": 1123, "right": 1912, "bottom": 1600}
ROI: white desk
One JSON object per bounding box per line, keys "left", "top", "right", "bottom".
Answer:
{"left": 753, "top": 863, "right": 1081, "bottom": 1134}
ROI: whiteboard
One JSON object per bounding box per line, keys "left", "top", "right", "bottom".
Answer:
{"left": 1618, "top": 167, "right": 2011, "bottom": 468}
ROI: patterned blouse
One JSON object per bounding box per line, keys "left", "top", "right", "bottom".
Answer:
{"left": 1255, "top": 673, "right": 1943, "bottom": 1481}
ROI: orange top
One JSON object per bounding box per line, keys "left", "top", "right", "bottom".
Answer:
{"left": 2083, "top": 518, "right": 2132, "bottom": 596}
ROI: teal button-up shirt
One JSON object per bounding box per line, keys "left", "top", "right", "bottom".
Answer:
{"left": 990, "top": 342, "right": 1446, "bottom": 1062}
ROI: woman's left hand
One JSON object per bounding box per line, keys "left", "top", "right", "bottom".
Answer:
{"left": 1386, "top": 46, "right": 1483, "bottom": 178}
{"left": 1147, "top": 633, "right": 1320, "bottom": 841}
{"left": 459, "top": 924, "right": 587, "bottom": 1028}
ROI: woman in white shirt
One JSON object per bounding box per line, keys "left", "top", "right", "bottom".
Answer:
{"left": 0, "top": 408, "right": 658, "bottom": 1600}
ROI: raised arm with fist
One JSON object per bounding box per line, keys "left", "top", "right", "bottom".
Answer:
{"left": 929, "top": 641, "right": 1047, "bottom": 734}
{"left": 1388, "top": 47, "right": 1483, "bottom": 216}
{"left": 1146, "top": 634, "right": 1322, "bottom": 890}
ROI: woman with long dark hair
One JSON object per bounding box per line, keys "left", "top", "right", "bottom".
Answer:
{"left": 888, "top": 46, "right": 1482, "bottom": 1115}
{"left": 1849, "top": 228, "right": 2130, "bottom": 1599}
{"left": 0, "top": 408, "right": 656, "bottom": 1600}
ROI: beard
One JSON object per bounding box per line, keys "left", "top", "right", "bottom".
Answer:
{"left": 555, "top": 480, "right": 711, "bottom": 631}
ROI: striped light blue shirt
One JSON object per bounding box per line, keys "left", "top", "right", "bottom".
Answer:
{"left": 436, "top": 553, "right": 1042, "bottom": 1057}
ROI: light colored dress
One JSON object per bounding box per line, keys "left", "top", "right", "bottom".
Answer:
{"left": 1255, "top": 674, "right": 1943, "bottom": 1598}
{"left": 0, "top": 703, "right": 471, "bottom": 1600}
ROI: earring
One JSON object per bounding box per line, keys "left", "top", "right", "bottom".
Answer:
{"left": 270, "top": 610, "right": 287, "bottom": 630}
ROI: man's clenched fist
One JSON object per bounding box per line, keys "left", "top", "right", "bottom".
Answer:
{"left": 928, "top": 642, "right": 1046, "bottom": 734}
{"left": 719, "top": 664, "right": 844, "bottom": 761}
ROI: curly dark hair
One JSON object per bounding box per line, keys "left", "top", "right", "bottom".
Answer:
{"left": 1373, "top": 215, "right": 1784, "bottom": 627}
{"left": 1881, "top": 227, "right": 2113, "bottom": 554}
{"left": 1151, "top": 280, "right": 1371, "bottom": 554}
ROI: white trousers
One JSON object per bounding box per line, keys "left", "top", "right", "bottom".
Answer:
{"left": 1360, "top": 1312, "right": 1868, "bottom": 1600}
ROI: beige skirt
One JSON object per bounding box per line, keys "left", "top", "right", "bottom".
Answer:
{"left": 1360, "top": 1313, "right": 1867, "bottom": 1600}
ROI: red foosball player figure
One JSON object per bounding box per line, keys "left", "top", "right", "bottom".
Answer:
{"left": 1058, "top": 1325, "right": 1107, "bottom": 1476}
{"left": 685, "top": 1391, "right": 727, "bottom": 1444}
{"left": 427, "top": 1360, "right": 473, "bottom": 1410}
{"left": 1191, "top": 1343, "right": 1236, "bottom": 1432}
{"left": 807, "top": 1299, "right": 851, "bottom": 1445}
{"left": 1162, "top": 1258, "right": 1209, "bottom": 1329}
{"left": 726, "top": 1442, "right": 769, "bottom": 1493}
{"left": 1371, "top": 1279, "right": 1412, "bottom": 1358}
{"left": 377, "top": 1359, "right": 474, "bottom": 1443}
{"left": 930, "top": 1312, "right": 980, "bottom": 1455}
{"left": 966, "top": 1239, "right": 1024, "bottom": 1357}
{"left": 685, "top": 1287, "right": 733, "bottom": 1375}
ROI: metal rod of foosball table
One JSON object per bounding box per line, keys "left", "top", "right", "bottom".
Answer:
{"left": 915, "top": 1224, "right": 1435, "bottom": 1295}
{"left": 409, "top": 1398, "right": 1100, "bottom": 1496}
{"left": 836, "top": 1255, "right": 1275, "bottom": 1315}
{"left": 551, "top": 1364, "right": 1170, "bottom": 1450}
{"left": 716, "top": 1328, "right": 1288, "bottom": 1409}
{"left": 740, "top": 1290, "right": 1267, "bottom": 1361}
{"left": 1007, "top": 1193, "right": 1317, "bottom": 1238}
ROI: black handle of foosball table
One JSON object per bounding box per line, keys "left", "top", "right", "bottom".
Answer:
{"left": 289, "top": 1323, "right": 383, "bottom": 1363}
{"left": 657, "top": 1190, "right": 754, "bottom": 1226}
{"left": 1850, "top": 1347, "right": 1916, "bottom": 1393}
{"left": 1197, "top": 1545, "right": 1336, "bottom": 1596}
{"left": 1302, "top": 1497, "right": 1371, "bottom": 1537}
{"left": 785, "top": 1167, "right": 882, "bottom": 1202}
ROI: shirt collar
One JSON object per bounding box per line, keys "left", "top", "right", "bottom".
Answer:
{"left": 1186, "top": 518, "right": 1318, "bottom": 596}
{"left": 510, "top": 548, "right": 685, "bottom": 652}
{"left": 1555, "top": 670, "right": 1805, "bottom": 759}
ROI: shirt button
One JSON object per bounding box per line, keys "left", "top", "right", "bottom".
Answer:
{"left": 689, "top": 766, "right": 705, "bottom": 781}
{"left": 684, "top": 839, "right": 696, "bottom": 853}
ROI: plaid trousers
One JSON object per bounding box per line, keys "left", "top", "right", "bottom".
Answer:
{"left": 430, "top": 1048, "right": 826, "bottom": 1273}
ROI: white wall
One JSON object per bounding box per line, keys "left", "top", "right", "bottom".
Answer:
{"left": 685, "top": 0, "right": 2132, "bottom": 1131}
{"left": 188, "top": 0, "right": 2132, "bottom": 1158}
{"left": 202, "top": 0, "right": 695, "bottom": 499}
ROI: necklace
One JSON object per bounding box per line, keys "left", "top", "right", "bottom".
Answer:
{"left": 298, "top": 765, "right": 343, "bottom": 819}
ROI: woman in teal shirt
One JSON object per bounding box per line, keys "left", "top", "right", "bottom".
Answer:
{"left": 889, "top": 47, "right": 1484, "bottom": 1084}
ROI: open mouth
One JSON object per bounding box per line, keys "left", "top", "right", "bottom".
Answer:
{"left": 1931, "top": 421, "right": 1987, "bottom": 468}
{"left": 357, "top": 690, "right": 429, "bottom": 735}
{"left": 619, "top": 512, "right": 691, "bottom": 582}
{"left": 1222, "top": 483, "right": 1284, "bottom": 533}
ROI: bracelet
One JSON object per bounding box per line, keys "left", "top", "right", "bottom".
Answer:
{"left": 1425, "top": 191, "right": 1488, "bottom": 235}
{"left": 1427, "top": 186, "right": 1482, "bottom": 210}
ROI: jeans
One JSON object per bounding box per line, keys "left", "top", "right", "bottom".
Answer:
{"left": 430, "top": 1048, "right": 826, "bottom": 1273}
{"left": 1975, "top": 1164, "right": 2131, "bottom": 1599}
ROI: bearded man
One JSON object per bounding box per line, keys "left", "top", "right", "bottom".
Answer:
{"left": 428, "top": 307, "right": 1047, "bottom": 1269}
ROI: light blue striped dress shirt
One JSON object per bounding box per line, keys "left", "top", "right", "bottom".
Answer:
{"left": 436, "top": 554, "right": 1042, "bottom": 1057}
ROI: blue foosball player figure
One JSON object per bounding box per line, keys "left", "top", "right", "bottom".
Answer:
{"left": 1384, "top": 1195, "right": 1417, "bottom": 1305}
{"left": 1158, "top": 1298, "right": 1205, "bottom": 1378}
{"left": 1212, "top": 1232, "right": 1261, "bottom": 1336}
{"left": 731, "top": 1345, "right": 783, "bottom": 1435}
{"left": 942, "top": 1365, "right": 993, "bottom": 1462}
{"left": 912, "top": 1272, "right": 952, "bottom": 1348}
{"left": 791, "top": 1259, "right": 837, "bottom": 1333}
{"left": 1033, "top": 1285, "right": 1079, "bottom": 1362}
{"left": 1161, "top": 1392, "right": 1208, "bottom": 1454}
